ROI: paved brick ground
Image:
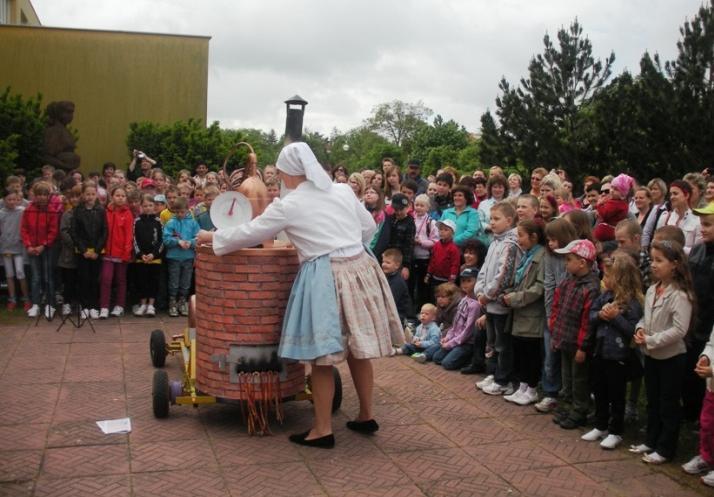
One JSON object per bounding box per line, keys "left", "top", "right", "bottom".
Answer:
{"left": 0, "top": 314, "right": 709, "bottom": 496}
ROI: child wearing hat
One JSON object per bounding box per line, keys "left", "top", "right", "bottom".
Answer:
{"left": 425, "top": 219, "right": 461, "bottom": 302}
{"left": 549, "top": 239, "right": 601, "bottom": 429}
{"left": 386, "top": 193, "right": 416, "bottom": 281}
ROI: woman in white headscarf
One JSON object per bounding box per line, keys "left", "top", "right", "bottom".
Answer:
{"left": 197, "top": 142, "right": 403, "bottom": 449}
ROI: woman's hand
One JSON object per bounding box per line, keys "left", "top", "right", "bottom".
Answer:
{"left": 634, "top": 328, "right": 647, "bottom": 346}
{"left": 197, "top": 230, "right": 214, "bottom": 246}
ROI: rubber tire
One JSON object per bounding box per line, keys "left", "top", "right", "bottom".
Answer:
{"left": 331, "top": 368, "right": 342, "bottom": 413}
{"left": 149, "top": 329, "right": 167, "bottom": 368}
{"left": 152, "top": 370, "right": 170, "bottom": 418}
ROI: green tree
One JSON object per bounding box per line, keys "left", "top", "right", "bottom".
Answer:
{"left": 0, "top": 87, "right": 45, "bottom": 179}
{"left": 409, "top": 115, "right": 470, "bottom": 174}
{"left": 496, "top": 19, "right": 615, "bottom": 170}
{"left": 477, "top": 110, "right": 505, "bottom": 168}
{"left": 666, "top": 1, "right": 714, "bottom": 169}
{"left": 364, "top": 100, "right": 433, "bottom": 150}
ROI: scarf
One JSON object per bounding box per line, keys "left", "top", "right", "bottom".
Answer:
{"left": 514, "top": 244, "right": 542, "bottom": 285}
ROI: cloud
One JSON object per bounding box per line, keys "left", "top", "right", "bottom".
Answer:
{"left": 32, "top": 0, "right": 703, "bottom": 133}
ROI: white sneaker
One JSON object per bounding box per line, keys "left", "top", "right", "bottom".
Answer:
{"left": 514, "top": 388, "right": 539, "bottom": 406}
{"left": 642, "top": 451, "right": 668, "bottom": 464}
{"left": 110, "top": 305, "right": 124, "bottom": 317}
{"left": 134, "top": 304, "right": 147, "bottom": 316}
{"left": 81, "top": 308, "right": 90, "bottom": 319}
{"left": 89, "top": 308, "right": 100, "bottom": 319}
{"left": 682, "top": 455, "right": 711, "bottom": 475}
{"left": 411, "top": 353, "right": 427, "bottom": 364}
{"left": 99, "top": 308, "right": 109, "bottom": 319}
{"left": 482, "top": 382, "right": 508, "bottom": 396}
{"left": 145, "top": 304, "right": 156, "bottom": 317}
{"left": 62, "top": 303, "right": 72, "bottom": 316}
{"left": 475, "top": 375, "right": 494, "bottom": 390}
{"left": 581, "top": 428, "right": 608, "bottom": 442}
{"left": 504, "top": 384, "right": 527, "bottom": 403}
{"left": 629, "top": 443, "right": 653, "bottom": 454}
{"left": 600, "top": 434, "right": 623, "bottom": 450}
{"left": 27, "top": 304, "right": 39, "bottom": 318}
{"left": 44, "top": 305, "right": 55, "bottom": 319}
{"left": 534, "top": 396, "right": 558, "bottom": 413}
{"left": 702, "top": 470, "right": 714, "bottom": 487}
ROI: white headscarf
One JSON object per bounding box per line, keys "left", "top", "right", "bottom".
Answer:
{"left": 276, "top": 142, "right": 332, "bottom": 191}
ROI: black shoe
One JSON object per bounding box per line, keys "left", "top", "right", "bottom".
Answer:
{"left": 552, "top": 410, "right": 568, "bottom": 425}
{"left": 346, "top": 419, "right": 379, "bottom": 434}
{"left": 288, "top": 430, "right": 335, "bottom": 449}
{"left": 559, "top": 417, "right": 586, "bottom": 430}
{"left": 460, "top": 363, "right": 486, "bottom": 375}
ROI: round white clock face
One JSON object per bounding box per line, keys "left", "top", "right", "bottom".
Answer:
{"left": 210, "top": 191, "right": 253, "bottom": 229}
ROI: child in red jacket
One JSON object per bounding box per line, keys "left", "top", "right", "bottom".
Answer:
{"left": 425, "top": 219, "right": 461, "bottom": 302}
{"left": 21, "top": 181, "right": 61, "bottom": 318}
{"left": 99, "top": 186, "right": 134, "bottom": 318}
{"left": 594, "top": 174, "right": 632, "bottom": 242}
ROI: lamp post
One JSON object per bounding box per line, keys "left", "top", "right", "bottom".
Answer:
{"left": 284, "top": 95, "right": 308, "bottom": 144}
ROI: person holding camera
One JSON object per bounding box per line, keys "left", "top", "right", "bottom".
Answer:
{"left": 127, "top": 149, "right": 156, "bottom": 182}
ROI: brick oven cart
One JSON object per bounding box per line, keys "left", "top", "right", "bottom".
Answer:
{"left": 148, "top": 246, "right": 343, "bottom": 429}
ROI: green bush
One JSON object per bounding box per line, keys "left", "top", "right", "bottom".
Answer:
{"left": 0, "top": 87, "right": 45, "bottom": 180}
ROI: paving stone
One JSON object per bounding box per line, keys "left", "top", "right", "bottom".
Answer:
{"left": 54, "top": 381, "right": 126, "bottom": 422}
{"left": 43, "top": 445, "right": 130, "bottom": 478}
{"left": 537, "top": 435, "right": 631, "bottom": 464}
{"left": 464, "top": 439, "right": 568, "bottom": 473}
{"left": 504, "top": 466, "right": 610, "bottom": 497}
{"left": 574, "top": 458, "right": 654, "bottom": 483}
{"left": 34, "top": 475, "right": 130, "bottom": 497}
{"left": 420, "top": 472, "right": 518, "bottom": 497}
{"left": 132, "top": 468, "right": 227, "bottom": 497}
{"left": 130, "top": 439, "right": 218, "bottom": 472}
{"left": 326, "top": 484, "right": 427, "bottom": 497}
{"left": 48, "top": 420, "right": 128, "bottom": 447}
{"left": 0, "top": 450, "right": 42, "bottom": 482}
{"left": 435, "top": 418, "right": 525, "bottom": 447}
{"left": 0, "top": 482, "right": 34, "bottom": 497}
{"left": 223, "top": 462, "right": 325, "bottom": 497}
{"left": 371, "top": 423, "right": 456, "bottom": 453}
{"left": 1, "top": 384, "right": 60, "bottom": 425}
{"left": 308, "top": 454, "right": 410, "bottom": 492}
{"left": 389, "top": 447, "right": 490, "bottom": 482}
{"left": 604, "top": 472, "right": 704, "bottom": 497}
{"left": 0, "top": 423, "right": 49, "bottom": 450}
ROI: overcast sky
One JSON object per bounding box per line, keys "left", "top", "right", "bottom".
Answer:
{"left": 33, "top": 0, "right": 704, "bottom": 135}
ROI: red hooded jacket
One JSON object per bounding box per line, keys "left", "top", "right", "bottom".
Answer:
{"left": 104, "top": 204, "right": 134, "bottom": 262}
{"left": 21, "top": 200, "right": 61, "bottom": 248}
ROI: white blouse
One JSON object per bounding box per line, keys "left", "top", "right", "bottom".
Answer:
{"left": 656, "top": 208, "right": 702, "bottom": 254}
{"left": 213, "top": 182, "right": 376, "bottom": 262}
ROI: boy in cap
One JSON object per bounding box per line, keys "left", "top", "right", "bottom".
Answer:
{"left": 549, "top": 239, "right": 601, "bottom": 429}
{"left": 386, "top": 193, "right": 416, "bottom": 281}
{"left": 425, "top": 219, "right": 461, "bottom": 300}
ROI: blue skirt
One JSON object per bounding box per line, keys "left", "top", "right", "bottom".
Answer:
{"left": 278, "top": 255, "right": 344, "bottom": 361}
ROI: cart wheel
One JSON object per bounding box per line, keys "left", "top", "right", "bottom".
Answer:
{"left": 152, "top": 370, "right": 170, "bottom": 418}
{"left": 149, "top": 329, "right": 167, "bottom": 368}
{"left": 332, "top": 368, "right": 342, "bottom": 413}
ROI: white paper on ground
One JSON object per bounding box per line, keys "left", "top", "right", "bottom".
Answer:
{"left": 96, "top": 418, "right": 132, "bottom": 434}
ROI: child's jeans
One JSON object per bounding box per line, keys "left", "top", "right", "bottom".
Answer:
{"left": 168, "top": 259, "right": 193, "bottom": 300}
{"left": 99, "top": 260, "right": 127, "bottom": 309}
{"left": 541, "top": 323, "right": 562, "bottom": 398}
{"left": 401, "top": 343, "right": 425, "bottom": 355}
{"left": 28, "top": 251, "right": 54, "bottom": 306}
{"left": 700, "top": 390, "right": 714, "bottom": 467}
{"left": 433, "top": 344, "right": 473, "bottom": 370}
{"left": 486, "top": 312, "right": 513, "bottom": 386}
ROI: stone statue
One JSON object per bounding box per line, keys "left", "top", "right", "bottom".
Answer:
{"left": 42, "top": 101, "right": 80, "bottom": 172}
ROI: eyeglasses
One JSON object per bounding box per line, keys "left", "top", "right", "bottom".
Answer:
{"left": 601, "top": 189, "right": 610, "bottom": 194}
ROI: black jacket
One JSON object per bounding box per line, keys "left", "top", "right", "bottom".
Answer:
{"left": 689, "top": 242, "right": 714, "bottom": 343}
{"left": 71, "top": 203, "right": 107, "bottom": 254}
{"left": 133, "top": 214, "right": 163, "bottom": 260}
{"left": 386, "top": 271, "right": 411, "bottom": 323}
{"left": 585, "top": 290, "right": 643, "bottom": 362}
{"left": 387, "top": 215, "right": 416, "bottom": 267}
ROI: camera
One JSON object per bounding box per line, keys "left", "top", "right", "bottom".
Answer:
{"left": 137, "top": 152, "right": 146, "bottom": 160}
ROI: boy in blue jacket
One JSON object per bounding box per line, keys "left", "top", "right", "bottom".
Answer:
{"left": 163, "top": 197, "right": 199, "bottom": 317}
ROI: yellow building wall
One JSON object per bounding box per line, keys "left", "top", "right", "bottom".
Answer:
{"left": 0, "top": 25, "right": 209, "bottom": 172}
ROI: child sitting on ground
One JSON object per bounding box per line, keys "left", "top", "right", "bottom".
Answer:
{"left": 398, "top": 303, "right": 440, "bottom": 358}
{"left": 428, "top": 268, "right": 481, "bottom": 370}
{"left": 381, "top": 248, "right": 412, "bottom": 325}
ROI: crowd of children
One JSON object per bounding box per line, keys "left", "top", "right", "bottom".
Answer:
{"left": 2, "top": 156, "right": 714, "bottom": 484}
